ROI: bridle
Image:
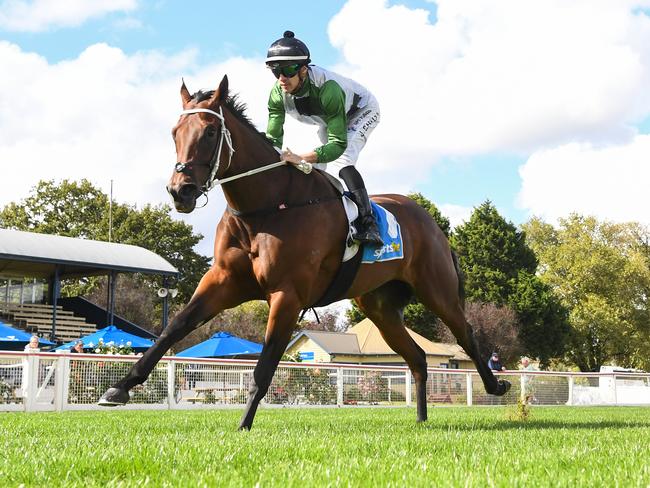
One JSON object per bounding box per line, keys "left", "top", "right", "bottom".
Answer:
{"left": 174, "top": 107, "right": 235, "bottom": 193}
{"left": 173, "top": 106, "right": 312, "bottom": 197}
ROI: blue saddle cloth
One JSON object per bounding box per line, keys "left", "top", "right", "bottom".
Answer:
{"left": 361, "top": 202, "right": 404, "bottom": 263}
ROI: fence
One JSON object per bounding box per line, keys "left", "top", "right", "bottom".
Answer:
{"left": 1, "top": 351, "right": 649, "bottom": 412}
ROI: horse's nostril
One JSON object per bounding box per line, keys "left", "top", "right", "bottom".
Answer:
{"left": 179, "top": 184, "right": 198, "bottom": 199}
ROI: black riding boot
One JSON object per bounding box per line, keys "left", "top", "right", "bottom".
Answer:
{"left": 339, "top": 166, "right": 383, "bottom": 246}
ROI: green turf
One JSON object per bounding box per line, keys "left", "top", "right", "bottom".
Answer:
{"left": 1, "top": 406, "right": 648, "bottom": 487}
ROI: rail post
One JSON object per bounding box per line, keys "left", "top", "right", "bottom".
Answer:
{"left": 405, "top": 369, "right": 412, "bottom": 407}
{"left": 167, "top": 361, "right": 176, "bottom": 409}
{"left": 337, "top": 367, "right": 344, "bottom": 406}
{"left": 22, "top": 354, "right": 38, "bottom": 412}
{"left": 54, "top": 355, "right": 70, "bottom": 412}
{"left": 466, "top": 372, "right": 473, "bottom": 406}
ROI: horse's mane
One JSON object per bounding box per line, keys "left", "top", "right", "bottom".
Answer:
{"left": 191, "top": 90, "right": 274, "bottom": 149}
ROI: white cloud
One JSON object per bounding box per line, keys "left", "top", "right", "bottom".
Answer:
{"left": 329, "top": 0, "right": 650, "bottom": 157}
{"left": 438, "top": 203, "right": 472, "bottom": 229}
{"left": 328, "top": 0, "right": 650, "bottom": 224}
{"left": 0, "top": 0, "right": 137, "bottom": 32}
{"left": 517, "top": 135, "right": 650, "bottom": 224}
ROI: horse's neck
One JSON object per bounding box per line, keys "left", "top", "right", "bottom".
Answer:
{"left": 220, "top": 112, "right": 332, "bottom": 215}
{"left": 219, "top": 115, "right": 283, "bottom": 213}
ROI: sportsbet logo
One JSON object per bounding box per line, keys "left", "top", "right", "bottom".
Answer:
{"left": 373, "top": 242, "right": 401, "bottom": 258}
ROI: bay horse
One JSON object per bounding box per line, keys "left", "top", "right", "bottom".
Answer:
{"left": 99, "top": 75, "right": 510, "bottom": 429}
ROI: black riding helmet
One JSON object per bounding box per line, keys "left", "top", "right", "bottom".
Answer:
{"left": 266, "top": 31, "right": 311, "bottom": 67}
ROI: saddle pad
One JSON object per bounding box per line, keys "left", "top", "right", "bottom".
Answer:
{"left": 361, "top": 202, "right": 404, "bottom": 263}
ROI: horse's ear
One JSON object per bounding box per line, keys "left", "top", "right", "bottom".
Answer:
{"left": 180, "top": 79, "right": 192, "bottom": 107}
{"left": 209, "top": 75, "right": 229, "bottom": 107}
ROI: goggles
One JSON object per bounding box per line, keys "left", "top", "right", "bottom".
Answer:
{"left": 268, "top": 63, "right": 303, "bottom": 79}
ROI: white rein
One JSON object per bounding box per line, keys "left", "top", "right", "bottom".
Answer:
{"left": 177, "top": 107, "right": 312, "bottom": 190}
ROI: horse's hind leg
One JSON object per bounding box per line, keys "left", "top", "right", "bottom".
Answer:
{"left": 414, "top": 256, "right": 510, "bottom": 397}
{"left": 356, "top": 281, "right": 429, "bottom": 422}
{"left": 99, "top": 268, "right": 244, "bottom": 406}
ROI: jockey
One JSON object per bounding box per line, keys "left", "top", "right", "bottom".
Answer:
{"left": 265, "top": 30, "right": 383, "bottom": 246}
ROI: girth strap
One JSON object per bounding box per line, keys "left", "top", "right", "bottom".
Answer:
{"left": 307, "top": 242, "right": 364, "bottom": 309}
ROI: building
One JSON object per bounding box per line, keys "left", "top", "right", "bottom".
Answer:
{"left": 286, "top": 318, "right": 473, "bottom": 369}
{"left": 0, "top": 228, "right": 178, "bottom": 343}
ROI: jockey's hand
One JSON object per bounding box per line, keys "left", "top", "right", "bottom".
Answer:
{"left": 281, "top": 148, "right": 302, "bottom": 165}
{"left": 282, "top": 147, "right": 312, "bottom": 174}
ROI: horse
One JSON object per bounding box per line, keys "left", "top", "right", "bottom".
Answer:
{"left": 99, "top": 75, "right": 511, "bottom": 429}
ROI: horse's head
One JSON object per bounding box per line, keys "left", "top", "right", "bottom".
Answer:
{"left": 167, "top": 75, "right": 232, "bottom": 213}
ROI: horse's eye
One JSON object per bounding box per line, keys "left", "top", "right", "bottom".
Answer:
{"left": 206, "top": 126, "right": 217, "bottom": 138}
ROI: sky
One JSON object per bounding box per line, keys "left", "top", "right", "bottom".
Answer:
{"left": 1, "top": 0, "right": 650, "bottom": 259}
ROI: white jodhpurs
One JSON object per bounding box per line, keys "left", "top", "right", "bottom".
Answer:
{"left": 314, "top": 95, "right": 380, "bottom": 181}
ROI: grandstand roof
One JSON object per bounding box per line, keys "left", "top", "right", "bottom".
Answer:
{"left": 0, "top": 229, "right": 178, "bottom": 278}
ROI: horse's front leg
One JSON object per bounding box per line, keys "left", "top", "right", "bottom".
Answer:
{"left": 99, "top": 268, "right": 244, "bottom": 406}
{"left": 239, "top": 290, "right": 301, "bottom": 431}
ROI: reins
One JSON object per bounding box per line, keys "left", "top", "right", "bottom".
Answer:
{"left": 175, "top": 107, "right": 312, "bottom": 192}
{"left": 175, "top": 105, "right": 319, "bottom": 215}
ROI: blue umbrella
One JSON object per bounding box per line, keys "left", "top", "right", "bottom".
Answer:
{"left": 176, "top": 331, "right": 262, "bottom": 358}
{"left": 54, "top": 325, "right": 154, "bottom": 352}
{"left": 0, "top": 321, "right": 55, "bottom": 349}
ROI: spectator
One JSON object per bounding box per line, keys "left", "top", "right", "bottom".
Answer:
{"left": 488, "top": 352, "right": 506, "bottom": 372}
{"left": 21, "top": 335, "right": 41, "bottom": 399}
{"left": 520, "top": 356, "right": 537, "bottom": 404}
{"left": 520, "top": 356, "right": 535, "bottom": 371}
{"left": 23, "top": 335, "right": 40, "bottom": 353}
{"left": 70, "top": 340, "right": 84, "bottom": 353}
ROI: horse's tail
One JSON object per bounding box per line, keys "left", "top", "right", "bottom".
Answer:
{"left": 451, "top": 250, "right": 465, "bottom": 310}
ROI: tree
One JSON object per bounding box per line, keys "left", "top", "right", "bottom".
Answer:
{"left": 0, "top": 179, "right": 210, "bottom": 306}
{"left": 345, "top": 301, "right": 366, "bottom": 326}
{"left": 173, "top": 301, "right": 269, "bottom": 353}
{"left": 523, "top": 215, "right": 650, "bottom": 372}
{"left": 452, "top": 202, "right": 569, "bottom": 365}
{"left": 85, "top": 275, "right": 159, "bottom": 331}
{"left": 110, "top": 203, "right": 210, "bottom": 303}
{"left": 509, "top": 272, "right": 569, "bottom": 369}
{"left": 0, "top": 179, "right": 109, "bottom": 238}
{"left": 463, "top": 301, "right": 523, "bottom": 367}
{"left": 298, "top": 308, "right": 344, "bottom": 332}
{"left": 451, "top": 201, "right": 536, "bottom": 304}
{"left": 407, "top": 192, "right": 451, "bottom": 237}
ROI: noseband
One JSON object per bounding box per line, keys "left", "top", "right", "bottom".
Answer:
{"left": 175, "top": 107, "right": 235, "bottom": 192}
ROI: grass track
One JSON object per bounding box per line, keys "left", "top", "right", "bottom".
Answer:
{"left": 1, "top": 406, "right": 649, "bottom": 487}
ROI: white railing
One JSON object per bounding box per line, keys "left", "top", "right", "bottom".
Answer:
{"left": 1, "top": 351, "right": 649, "bottom": 412}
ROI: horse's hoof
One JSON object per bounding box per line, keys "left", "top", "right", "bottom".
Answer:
{"left": 495, "top": 380, "right": 511, "bottom": 396}
{"left": 98, "top": 387, "right": 130, "bottom": 406}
